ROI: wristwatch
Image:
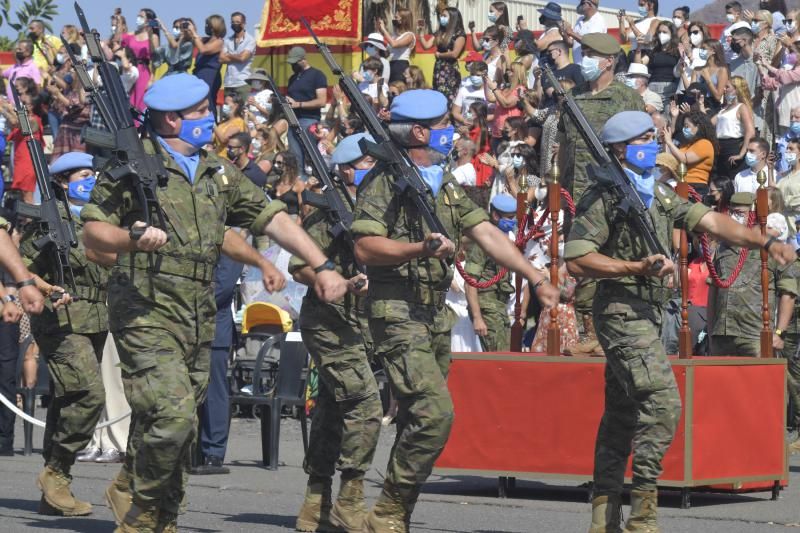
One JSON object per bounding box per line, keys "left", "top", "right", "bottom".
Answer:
{"left": 313, "top": 259, "right": 336, "bottom": 274}
{"left": 776, "top": 329, "right": 787, "bottom": 340}
{"left": 15, "top": 278, "right": 36, "bottom": 289}
{"left": 1, "top": 294, "right": 18, "bottom": 304}
{"left": 763, "top": 236, "right": 778, "bottom": 251}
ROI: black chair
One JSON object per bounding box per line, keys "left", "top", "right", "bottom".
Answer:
{"left": 15, "top": 334, "right": 49, "bottom": 456}
{"left": 229, "top": 332, "right": 309, "bottom": 469}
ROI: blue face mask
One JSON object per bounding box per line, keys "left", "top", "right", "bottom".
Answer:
{"left": 469, "top": 75, "right": 483, "bottom": 87}
{"left": 625, "top": 167, "right": 655, "bottom": 208}
{"left": 682, "top": 127, "right": 696, "bottom": 140}
{"left": 488, "top": 12, "right": 498, "bottom": 23}
{"left": 638, "top": 6, "right": 649, "bottom": 16}
{"left": 580, "top": 56, "right": 602, "bottom": 82}
{"left": 178, "top": 112, "right": 215, "bottom": 151}
{"left": 440, "top": 16, "right": 449, "bottom": 27}
{"left": 625, "top": 142, "right": 659, "bottom": 171}
{"left": 63, "top": 73, "right": 74, "bottom": 86}
{"left": 511, "top": 155, "right": 524, "bottom": 169}
{"left": 745, "top": 151, "right": 759, "bottom": 167}
{"left": 791, "top": 121, "right": 800, "bottom": 135}
{"left": 428, "top": 125, "right": 455, "bottom": 156}
{"left": 363, "top": 70, "right": 374, "bottom": 83}
{"left": 497, "top": 217, "right": 516, "bottom": 233}
{"left": 69, "top": 204, "right": 83, "bottom": 218}
{"left": 67, "top": 175, "right": 96, "bottom": 203}
{"left": 419, "top": 165, "right": 444, "bottom": 197}
{"left": 353, "top": 168, "right": 370, "bottom": 186}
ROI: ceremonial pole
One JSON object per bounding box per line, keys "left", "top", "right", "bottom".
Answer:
{"left": 756, "top": 168, "right": 774, "bottom": 358}
{"left": 547, "top": 156, "right": 561, "bottom": 356}
{"left": 509, "top": 175, "right": 528, "bottom": 352}
{"left": 676, "top": 162, "right": 692, "bottom": 358}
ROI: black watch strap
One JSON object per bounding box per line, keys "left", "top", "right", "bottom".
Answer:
{"left": 313, "top": 259, "right": 336, "bottom": 274}
{"left": 764, "top": 236, "right": 778, "bottom": 251}
{"left": 15, "top": 278, "right": 36, "bottom": 289}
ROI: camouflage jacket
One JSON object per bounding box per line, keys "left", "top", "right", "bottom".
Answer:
{"left": 709, "top": 247, "right": 798, "bottom": 339}
{"left": 81, "top": 140, "right": 285, "bottom": 372}
{"left": 288, "top": 189, "right": 363, "bottom": 331}
{"left": 21, "top": 216, "right": 109, "bottom": 335}
{"left": 556, "top": 81, "right": 645, "bottom": 202}
{"left": 351, "top": 162, "right": 488, "bottom": 310}
{"left": 463, "top": 238, "right": 514, "bottom": 305}
{"left": 564, "top": 177, "right": 711, "bottom": 309}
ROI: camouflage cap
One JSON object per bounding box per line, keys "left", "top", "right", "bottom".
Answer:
{"left": 582, "top": 33, "right": 621, "bottom": 56}
{"left": 730, "top": 192, "right": 755, "bottom": 206}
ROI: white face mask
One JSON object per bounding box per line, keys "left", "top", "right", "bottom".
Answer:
{"left": 673, "top": 17, "right": 684, "bottom": 27}
{"left": 658, "top": 32, "right": 671, "bottom": 45}
{"left": 731, "top": 212, "right": 746, "bottom": 225}
{"left": 786, "top": 152, "right": 798, "bottom": 166}
{"left": 625, "top": 77, "right": 640, "bottom": 89}
{"left": 690, "top": 32, "right": 703, "bottom": 47}
{"left": 136, "top": 16, "right": 146, "bottom": 27}
{"left": 534, "top": 186, "right": 547, "bottom": 202}
{"left": 726, "top": 13, "right": 736, "bottom": 23}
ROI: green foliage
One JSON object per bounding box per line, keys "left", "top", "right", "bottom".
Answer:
{"left": 0, "top": 35, "right": 14, "bottom": 51}
{"left": 0, "top": 0, "right": 59, "bottom": 37}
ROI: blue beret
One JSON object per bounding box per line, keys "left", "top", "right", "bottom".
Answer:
{"left": 390, "top": 89, "right": 448, "bottom": 123}
{"left": 491, "top": 193, "right": 517, "bottom": 214}
{"left": 331, "top": 133, "right": 375, "bottom": 165}
{"left": 601, "top": 111, "right": 654, "bottom": 144}
{"left": 144, "top": 73, "right": 210, "bottom": 112}
{"left": 49, "top": 152, "right": 94, "bottom": 175}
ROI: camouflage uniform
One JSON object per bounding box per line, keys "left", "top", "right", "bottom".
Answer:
{"left": 21, "top": 218, "right": 109, "bottom": 475}
{"left": 709, "top": 247, "right": 798, "bottom": 357}
{"left": 783, "top": 272, "right": 800, "bottom": 429}
{"left": 557, "top": 81, "right": 645, "bottom": 319}
{"left": 288, "top": 206, "right": 382, "bottom": 480}
{"left": 564, "top": 178, "right": 711, "bottom": 496}
{"left": 81, "top": 141, "right": 285, "bottom": 517}
{"left": 351, "top": 165, "right": 487, "bottom": 511}
{"left": 463, "top": 244, "right": 514, "bottom": 351}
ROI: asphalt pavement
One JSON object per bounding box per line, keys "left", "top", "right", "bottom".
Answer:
{"left": 1, "top": 415, "right": 799, "bottom": 532}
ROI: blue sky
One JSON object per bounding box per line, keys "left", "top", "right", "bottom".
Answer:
{"left": 2, "top": 0, "right": 715, "bottom": 40}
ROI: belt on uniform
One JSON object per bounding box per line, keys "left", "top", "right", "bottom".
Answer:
{"left": 597, "top": 281, "right": 671, "bottom": 305}
{"left": 70, "top": 285, "right": 107, "bottom": 303}
{"left": 370, "top": 282, "right": 447, "bottom": 308}
{"left": 117, "top": 253, "right": 217, "bottom": 283}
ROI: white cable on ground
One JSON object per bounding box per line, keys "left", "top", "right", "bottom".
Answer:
{"left": 0, "top": 392, "right": 130, "bottom": 429}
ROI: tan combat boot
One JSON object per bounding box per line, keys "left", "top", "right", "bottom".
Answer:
{"left": 566, "top": 314, "right": 604, "bottom": 357}
{"left": 330, "top": 472, "right": 367, "bottom": 532}
{"left": 296, "top": 475, "right": 341, "bottom": 532}
{"left": 115, "top": 500, "right": 159, "bottom": 533}
{"left": 106, "top": 467, "right": 133, "bottom": 525}
{"left": 789, "top": 437, "right": 800, "bottom": 455}
{"left": 588, "top": 494, "right": 622, "bottom": 533}
{"left": 623, "top": 490, "right": 659, "bottom": 533}
{"left": 363, "top": 482, "right": 409, "bottom": 533}
{"left": 156, "top": 510, "right": 178, "bottom": 533}
{"left": 37, "top": 465, "right": 93, "bottom": 516}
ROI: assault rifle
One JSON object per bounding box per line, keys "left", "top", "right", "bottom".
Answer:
{"left": 71, "top": 2, "right": 170, "bottom": 247}
{"left": 544, "top": 66, "right": 669, "bottom": 263}
{"left": 10, "top": 86, "right": 79, "bottom": 297}
{"left": 265, "top": 73, "right": 356, "bottom": 248}
{"left": 302, "top": 17, "right": 446, "bottom": 251}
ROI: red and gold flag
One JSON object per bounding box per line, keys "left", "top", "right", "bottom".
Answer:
{"left": 258, "top": 0, "right": 363, "bottom": 47}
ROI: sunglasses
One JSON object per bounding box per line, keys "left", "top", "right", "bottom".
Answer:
{"left": 689, "top": 30, "right": 701, "bottom": 35}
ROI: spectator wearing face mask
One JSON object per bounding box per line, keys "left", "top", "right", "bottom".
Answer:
{"left": 355, "top": 57, "right": 389, "bottom": 109}
{"left": 663, "top": 108, "right": 717, "bottom": 195}
{"left": 221, "top": 12, "right": 256, "bottom": 103}
{"left": 776, "top": 105, "right": 800, "bottom": 175}
{"left": 636, "top": 20, "right": 680, "bottom": 110}
{"left": 359, "top": 33, "right": 390, "bottom": 81}
{"left": 244, "top": 69, "right": 273, "bottom": 130}
{"left": 3, "top": 41, "right": 40, "bottom": 102}
{"left": 469, "top": 2, "right": 511, "bottom": 57}
{"left": 560, "top": 0, "right": 608, "bottom": 65}
{"left": 0, "top": 81, "right": 42, "bottom": 204}
{"left": 778, "top": 139, "right": 800, "bottom": 214}
{"left": 121, "top": 8, "right": 160, "bottom": 110}
{"left": 418, "top": 6, "right": 467, "bottom": 104}
{"left": 485, "top": 63, "right": 527, "bottom": 153}
{"left": 450, "top": 138, "right": 478, "bottom": 186}
{"left": 539, "top": 40, "right": 584, "bottom": 109}
{"left": 746, "top": 0, "right": 789, "bottom": 34}
{"left": 671, "top": 6, "right": 690, "bottom": 46}
{"left": 624, "top": 63, "right": 662, "bottom": 113}
{"left": 760, "top": 33, "right": 800, "bottom": 136}
{"left": 733, "top": 137, "right": 775, "bottom": 192}
{"left": 722, "top": 2, "right": 745, "bottom": 62}
{"left": 535, "top": 2, "right": 564, "bottom": 53}
{"left": 729, "top": 24, "right": 762, "bottom": 102}
{"left": 214, "top": 93, "right": 246, "bottom": 157}
{"left": 156, "top": 18, "right": 195, "bottom": 75}
{"left": 377, "top": 9, "right": 416, "bottom": 83}
{"left": 226, "top": 132, "right": 268, "bottom": 188}
{"left": 26, "top": 19, "right": 61, "bottom": 75}
{"left": 618, "top": 0, "right": 660, "bottom": 53}
{"left": 189, "top": 15, "right": 226, "bottom": 121}
{"left": 452, "top": 58, "right": 488, "bottom": 126}
{"left": 480, "top": 25, "right": 507, "bottom": 85}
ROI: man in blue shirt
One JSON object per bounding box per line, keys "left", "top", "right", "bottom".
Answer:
{"left": 286, "top": 46, "right": 328, "bottom": 179}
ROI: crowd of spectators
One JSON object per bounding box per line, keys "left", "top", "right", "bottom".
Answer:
{"left": 4, "top": 0, "right": 800, "bottom": 458}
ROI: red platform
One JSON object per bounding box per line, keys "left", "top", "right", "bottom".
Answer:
{"left": 435, "top": 354, "right": 787, "bottom": 499}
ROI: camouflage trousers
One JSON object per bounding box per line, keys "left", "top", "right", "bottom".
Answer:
{"left": 115, "top": 327, "right": 210, "bottom": 515}
{"left": 301, "top": 323, "right": 382, "bottom": 477}
{"left": 593, "top": 300, "right": 682, "bottom": 495}
{"left": 709, "top": 335, "right": 761, "bottom": 357}
{"left": 369, "top": 300, "right": 454, "bottom": 490}
{"left": 38, "top": 331, "right": 107, "bottom": 475}
{"left": 470, "top": 295, "right": 510, "bottom": 352}
{"left": 781, "top": 335, "right": 800, "bottom": 428}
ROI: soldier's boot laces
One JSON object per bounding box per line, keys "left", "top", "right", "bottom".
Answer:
{"left": 106, "top": 467, "right": 134, "bottom": 525}
{"left": 588, "top": 494, "right": 623, "bottom": 533}
{"left": 114, "top": 500, "right": 160, "bottom": 533}
{"left": 566, "top": 313, "right": 605, "bottom": 357}
{"left": 623, "top": 490, "right": 659, "bottom": 533}
{"left": 363, "top": 483, "right": 410, "bottom": 533}
{"left": 37, "top": 465, "right": 93, "bottom": 516}
{"left": 156, "top": 510, "right": 178, "bottom": 533}
{"left": 296, "top": 475, "right": 342, "bottom": 532}
{"left": 330, "top": 473, "right": 367, "bottom": 532}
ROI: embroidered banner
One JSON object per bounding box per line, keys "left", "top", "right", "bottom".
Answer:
{"left": 258, "top": 0, "right": 362, "bottom": 47}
